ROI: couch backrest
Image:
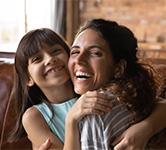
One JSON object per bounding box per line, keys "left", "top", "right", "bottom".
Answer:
{"left": 0, "top": 62, "right": 31, "bottom": 149}
{"left": 0, "top": 62, "right": 14, "bottom": 137}
{"left": 139, "top": 58, "right": 166, "bottom": 99}
{"left": 140, "top": 58, "right": 166, "bottom": 78}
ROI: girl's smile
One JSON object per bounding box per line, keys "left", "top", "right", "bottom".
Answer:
{"left": 44, "top": 65, "right": 65, "bottom": 77}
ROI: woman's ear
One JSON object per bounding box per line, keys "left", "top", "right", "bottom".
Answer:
{"left": 27, "top": 77, "right": 35, "bottom": 87}
{"left": 114, "top": 59, "right": 127, "bottom": 78}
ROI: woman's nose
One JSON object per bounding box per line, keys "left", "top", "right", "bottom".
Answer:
{"left": 75, "top": 53, "right": 87, "bottom": 65}
{"left": 44, "top": 55, "right": 57, "bottom": 66}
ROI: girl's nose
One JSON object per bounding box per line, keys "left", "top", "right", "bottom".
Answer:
{"left": 44, "top": 55, "right": 57, "bottom": 66}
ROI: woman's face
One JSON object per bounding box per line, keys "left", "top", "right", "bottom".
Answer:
{"left": 68, "top": 29, "right": 116, "bottom": 94}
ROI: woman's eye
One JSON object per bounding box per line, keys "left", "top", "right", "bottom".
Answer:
{"left": 70, "top": 50, "right": 80, "bottom": 55}
{"left": 91, "top": 51, "right": 102, "bottom": 57}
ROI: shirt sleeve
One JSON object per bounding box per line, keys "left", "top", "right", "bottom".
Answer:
{"left": 81, "top": 114, "right": 108, "bottom": 150}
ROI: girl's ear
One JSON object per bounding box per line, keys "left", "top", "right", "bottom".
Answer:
{"left": 114, "top": 59, "right": 127, "bottom": 78}
{"left": 27, "top": 77, "right": 35, "bottom": 87}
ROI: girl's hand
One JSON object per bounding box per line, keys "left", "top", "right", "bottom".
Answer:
{"left": 111, "top": 122, "right": 151, "bottom": 150}
{"left": 111, "top": 97, "right": 166, "bottom": 150}
{"left": 66, "top": 90, "right": 113, "bottom": 124}
{"left": 64, "top": 90, "right": 113, "bottom": 150}
{"left": 38, "top": 139, "right": 51, "bottom": 150}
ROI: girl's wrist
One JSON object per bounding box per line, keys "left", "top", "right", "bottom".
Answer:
{"left": 140, "top": 118, "right": 155, "bottom": 139}
{"left": 66, "top": 113, "right": 78, "bottom": 127}
{"left": 145, "top": 98, "right": 166, "bottom": 136}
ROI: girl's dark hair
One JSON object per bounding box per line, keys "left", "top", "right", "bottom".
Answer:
{"left": 77, "top": 19, "right": 160, "bottom": 122}
{"left": 9, "top": 28, "right": 70, "bottom": 142}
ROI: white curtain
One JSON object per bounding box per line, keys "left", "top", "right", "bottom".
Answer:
{"left": 51, "top": 0, "right": 65, "bottom": 36}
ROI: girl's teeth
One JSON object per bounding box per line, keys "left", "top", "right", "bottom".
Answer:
{"left": 48, "top": 67, "right": 62, "bottom": 74}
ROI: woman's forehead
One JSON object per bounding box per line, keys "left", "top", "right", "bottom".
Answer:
{"left": 73, "top": 29, "right": 106, "bottom": 46}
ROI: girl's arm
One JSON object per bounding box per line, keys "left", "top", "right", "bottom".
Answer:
{"left": 27, "top": 91, "right": 113, "bottom": 150}
{"left": 64, "top": 91, "right": 113, "bottom": 149}
{"left": 147, "top": 97, "right": 166, "bottom": 133}
{"left": 22, "top": 107, "right": 63, "bottom": 150}
{"left": 112, "top": 97, "right": 166, "bottom": 150}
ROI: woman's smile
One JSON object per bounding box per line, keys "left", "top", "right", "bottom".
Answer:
{"left": 75, "top": 70, "right": 93, "bottom": 81}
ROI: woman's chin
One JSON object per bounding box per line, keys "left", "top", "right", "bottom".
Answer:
{"left": 74, "top": 87, "right": 88, "bottom": 95}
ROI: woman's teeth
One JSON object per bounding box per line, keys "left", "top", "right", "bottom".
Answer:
{"left": 75, "top": 71, "right": 92, "bottom": 79}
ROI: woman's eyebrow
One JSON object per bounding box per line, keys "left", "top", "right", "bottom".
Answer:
{"left": 71, "top": 45, "right": 103, "bottom": 51}
{"left": 88, "top": 45, "right": 103, "bottom": 51}
{"left": 70, "top": 45, "right": 79, "bottom": 50}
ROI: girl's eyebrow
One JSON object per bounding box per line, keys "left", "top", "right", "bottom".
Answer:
{"left": 29, "top": 51, "right": 40, "bottom": 60}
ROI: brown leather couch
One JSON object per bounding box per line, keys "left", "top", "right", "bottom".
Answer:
{"left": 0, "top": 57, "right": 166, "bottom": 149}
{"left": 0, "top": 61, "right": 31, "bottom": 149}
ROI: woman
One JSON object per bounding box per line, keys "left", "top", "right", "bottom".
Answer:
{"left": 66, "top": 18, "right": 166, "bottom": 149}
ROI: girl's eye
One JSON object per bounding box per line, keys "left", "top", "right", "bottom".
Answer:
{"left": 52, "top": 49, "right": 61, "bottom": 54}
{"left": 32, "top": 56, "right": 41, "bottom": 63}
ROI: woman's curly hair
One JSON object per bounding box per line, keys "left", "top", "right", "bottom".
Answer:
{"left": 104, "top": 63, "right": 160, "bottom": 123}
{"left": 103, "top": 62, "right": 166, "bottom": 149}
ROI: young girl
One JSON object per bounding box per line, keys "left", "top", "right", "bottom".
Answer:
{"left": 9, "top": 28, "right": 112, "bottom": 149}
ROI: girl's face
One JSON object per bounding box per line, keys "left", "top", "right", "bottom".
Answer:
{"left": 68, "top": 29, "right": 116, "bottom": 95}
{"left": 27, "top": 44, "right": 70, "bottom": 91}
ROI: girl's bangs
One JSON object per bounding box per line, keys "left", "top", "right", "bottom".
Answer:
{"left": 24, "top": 29, "right": 58, "bottom": 59}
